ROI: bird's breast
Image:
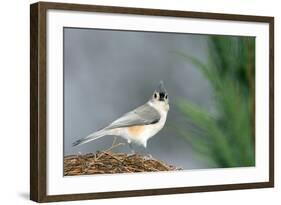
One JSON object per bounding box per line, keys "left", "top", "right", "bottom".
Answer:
{"left": 127, "top": 125, "right": 145, "bottom": 137}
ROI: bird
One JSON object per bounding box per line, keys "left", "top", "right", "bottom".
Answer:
{"left": 72, "top": 81, "right": 169, "bottom": 151}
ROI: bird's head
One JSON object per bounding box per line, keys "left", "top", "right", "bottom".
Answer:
{"left": 150, "top": 81, "right": 169, "bottom": 111}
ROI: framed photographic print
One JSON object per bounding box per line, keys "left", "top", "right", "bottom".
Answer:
{"left": 30, "top": 1, "right": 274, "bottom": 202}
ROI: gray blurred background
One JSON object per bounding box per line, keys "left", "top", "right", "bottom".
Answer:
{"left": 63, "top": 27, "right": 212, "bottom": 169}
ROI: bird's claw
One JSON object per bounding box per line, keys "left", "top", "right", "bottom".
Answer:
{"left": 143, "top": 154, "right": 153, "bottom": 160}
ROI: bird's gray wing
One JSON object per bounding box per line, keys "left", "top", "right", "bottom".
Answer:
{"left": 105, "top": 103, "right": 161, "bottom": 130}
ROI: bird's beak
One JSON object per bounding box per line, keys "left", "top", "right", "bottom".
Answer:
{"left": 159, "top": 92, "right": 165, "bottom": 101}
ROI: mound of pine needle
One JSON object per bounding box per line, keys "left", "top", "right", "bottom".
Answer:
{"left": 64, "top": 138, "right": 182, "bottom": 176}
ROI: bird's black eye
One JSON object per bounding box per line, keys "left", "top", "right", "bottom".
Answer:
{"left": 165, "top": 95, "right": 168, "bottom": 99}
{"left": 154, "top": 93, "right": 157, "bottom": 99}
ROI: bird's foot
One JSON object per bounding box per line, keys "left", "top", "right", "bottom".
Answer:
{"left": 128, "top": 150, "right": 136, "bottom": 156}
{"left": 142, "top": 154, "right": 153, "bottom": 160}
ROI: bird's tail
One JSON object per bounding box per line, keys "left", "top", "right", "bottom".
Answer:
{"left": 72, "top": 129, "right": 108, "bottom": 147}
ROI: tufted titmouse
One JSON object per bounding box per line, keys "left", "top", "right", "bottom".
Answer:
{"left": 72, "top": 81, "right": 169, "bottom": 149}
